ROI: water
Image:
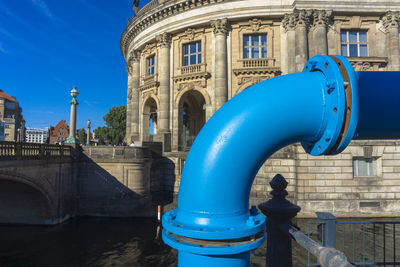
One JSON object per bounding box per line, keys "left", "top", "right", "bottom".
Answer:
{"left": 0, "top": 217, "right": 398, "bottom": 267}
{"left": 0, "top": 217, "right": 177, "bottom": 267}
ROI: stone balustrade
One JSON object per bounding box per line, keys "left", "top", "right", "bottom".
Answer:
{"left": 240, "top": 58, "right": 276, "bottom": 68}
{"left": 180, "top": 63, "right": 205, "bottom": 74}
{"left": 0, "top": 141, "right": 72, "bottom": 159}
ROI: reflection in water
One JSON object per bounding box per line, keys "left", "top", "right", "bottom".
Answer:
{"left": 0, "top": 217, "right": 177, "bottom": 267}
{"left": 0, "top": 217, "right": 397, "bottom": 267}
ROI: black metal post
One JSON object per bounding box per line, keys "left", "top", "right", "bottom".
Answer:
{"left": 258, "top": 174, "right": 301, "bottom": 267}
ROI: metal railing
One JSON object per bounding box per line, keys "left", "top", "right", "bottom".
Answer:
{"left": 0, "top": 141, "right": 72, "bottom": 159}
{"left": 307, "top": 213, "right": 400, "bottom": 266}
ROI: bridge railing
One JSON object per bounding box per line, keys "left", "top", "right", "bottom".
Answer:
{"left": 0, "top": 142, "right": 72, "bottom": 159}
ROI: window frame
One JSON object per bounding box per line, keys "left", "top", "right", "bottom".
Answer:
{"left": 340, "top": 30, "right": 368, "bottom": 57}
{"left": 182, "top": 41, "right": 202, "bottom": 66}
{"left": 146, "top": 55, "right": 155, "bottom": 76}
{"left": 243, "top": 34, "right": 268, "bottom": 59}
{"left": 353, "top": 157, "right": 378, "bottom": 177}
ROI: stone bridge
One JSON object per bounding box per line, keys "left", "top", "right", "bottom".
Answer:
{"left": 0, "top": 142, "right": 174, "bottom": 225}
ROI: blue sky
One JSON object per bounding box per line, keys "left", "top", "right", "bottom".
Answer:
{"left": 0, "top": 0, "right": 150, "bottom": 130}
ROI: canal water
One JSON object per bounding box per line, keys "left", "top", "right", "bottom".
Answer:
{"left": 0, "top": 217, "right": 398, "bottom": 267}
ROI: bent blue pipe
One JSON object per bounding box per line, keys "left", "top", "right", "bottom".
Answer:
{"left": 162, "top": 55, "right": 400, "bottom": 266}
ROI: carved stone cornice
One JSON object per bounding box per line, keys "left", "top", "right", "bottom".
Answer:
{"left": 249, "top": 19, "right": 262, "bottom": 32}
{"left": 172, "top": 72, "right": 210, "bottom": 83}
{"left": 382, "top": 11, "right": 400, "bottom": 30}
{"left": 311, "top": 10, "right": 332, "bottom": 28}
{"left": 211, "top": 18, "right": 230, "bottom": 35}
{"left": 140, "top": 81, "right": 159, "bottom": 92}
{"left": 348, "top": 57, "right": 388, "bottom": 71}
{"left": 233, "top": 68, "right": 281, "bottom": 76}
{"left": 156, "top": 33, "right": 172, "bottom": 48}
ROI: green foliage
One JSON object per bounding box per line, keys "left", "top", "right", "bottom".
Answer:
{"left": 77, "top": 128, "right": 86, "bottom": 144}
{"left": 94, "top": 105, "right": 126, "bottom": 145}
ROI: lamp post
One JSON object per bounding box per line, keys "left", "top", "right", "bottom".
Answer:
{"left": 86, "top": 119, "right": 91, "bottom": 145}
{"left": 65, "top": 86, "right": 79, "bottom": 144}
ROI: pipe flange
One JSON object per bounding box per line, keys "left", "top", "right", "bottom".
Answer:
{"left": 301, "top": 55, "right": 358, "bottom": 155}
{"left": 162, "top": 209, "right": 265, "bottom": 255}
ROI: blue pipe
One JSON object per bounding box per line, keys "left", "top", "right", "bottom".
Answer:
{"left": 162, "top": 55, "right": 398, "bottom": 266}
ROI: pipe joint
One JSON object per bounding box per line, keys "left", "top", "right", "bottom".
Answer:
{"left": 301, "top": 55, "right": 359, "bottom": 155}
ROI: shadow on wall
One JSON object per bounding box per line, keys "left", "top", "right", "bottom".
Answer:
{"left": 78, "top": 144, "right": 176, "bottom": 218}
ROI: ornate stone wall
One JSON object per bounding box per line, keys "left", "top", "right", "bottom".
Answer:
{"left": 122, "top": 0, "right": 400, "bottom": 216}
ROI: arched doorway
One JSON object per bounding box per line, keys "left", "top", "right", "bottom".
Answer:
{"left": 142, "top": 97, "right": 158, "bottom": 142}
{"left": 0, "top": 179, "right": 52, "bottom": 224}
{"left": 178, "top": 90, "right": 206, "bottom": 151}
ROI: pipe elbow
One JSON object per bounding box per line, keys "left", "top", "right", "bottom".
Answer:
{"left": 163, "top": 55, "right": 358, "bottom": 256}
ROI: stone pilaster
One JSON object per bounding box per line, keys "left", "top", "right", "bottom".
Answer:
{"left": 312, "top": 10, "right": 332, "bottom": 56}
{"left": 211, "top": 18, "right": 229, "bottom": 111}
{"left": 383, "top": 11, "right": 400, "bottom": 71}
{"left": 126, "top": 50, "right": 141, "bottom": 142}
{"left": 294, "top": 9, "right": 310, "bottom": 72}
{"left": 156, "top": 33, "right": 172, "bottom": 151}
{"left": 283, "top": 13, "right": 296, "bottom": 74}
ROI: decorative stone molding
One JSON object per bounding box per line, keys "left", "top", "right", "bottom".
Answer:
{"left": 348, "top": 57, "right": 388, "bottom": 71}
{"left": 249, "top": 19, "right": 262, "bottom": 32}
{"left": 382, "top": 11, "right": 400, "bottom": 30}
{"left": 177, "top": 81, "right": 204, "bottom": 91}
{"left": 126, "top": 65, "right": 133, "bottom": 76}
{"left": 140, "top": 82, "right": 159, "bottom": 95}
{"left": 128, "top": 88, "right": 133, "bottom": 100}
{"left": 282, "top": 13, "right": 296, "bottom": 32}
{"left": 234, "top": 75, "right": 274, "bottom": 96}
{"left": 294, "top": 9, "right": 311, "bottom": 28}
{"left": 156, "top": 33, "right": 172, "bottom": 48}
{"left": 311, "top": 10, "right": 332, "bottom": 27}
{"left": 172, "top": 71, "right": 210, "bottom": 83}
{"left": 211, "top": 18, "right": 230, "bottom": 35}
{"left": 142, "top": 43, "right": 157, "bottom": 57}
{"left": 182, "top": 28, "right": 196, "bottom": 41}
{"left": 127, "top": 50, "right": 141, "bottom": 64}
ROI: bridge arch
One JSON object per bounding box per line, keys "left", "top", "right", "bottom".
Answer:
{"left": 0, "top": 171, "right": 56, "bottom": 225}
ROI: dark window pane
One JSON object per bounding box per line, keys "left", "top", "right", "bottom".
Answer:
{"left": 349, "top": 44, "right": 357, "bottom": 57}
{"left": 190, "top": 55, "right": 196, "bottom": 65}
{"left": 340, "top": 31, "right": 347, "bottom": 42}
{"left": 151, "top": 66, "right": 154, "bottom": 75}
{"left": 190, "top": 43, "right": 196, "bottom": 53}
{"left": 251, "top": 47, "right": 259, "bottom": 58}
{"left": 349, "top": 31, "right": 357, "bottom": 42}
{"left": 341, "top": 44, "right": 348, "bottom": 56}
{"left": 197, "top": 54, "right": 201, "bottom": 64}
{"left": 261, "top": 35, "right": 267, "bottom": 45}
{"left": 197, "top": 42, "right": 201, "bottom": 52}
{"left": 261, "top": 47, "right": 267, "bottom": 58}
{"left": 252, "top": 35, "right": 259, "bottom": 46}
{"left": 184, "top": 56, "right": 188, "bottom": 66}
{"left": 243, "top": 35, "right": 250, "bottom": 46}
{"left": 184, "top": 44, "right": 189, "bottom": 55}
{"left": 359, "top": 32, "right": 367, "bottom": 43}
{"left": 151, "top": 57, "right": 155, "bottom": 64}
{"left": 243, "top": 48, "right": 249, "bottom": 58}
{"left": 360, "top": 44, "right": 368, "bottom": 57}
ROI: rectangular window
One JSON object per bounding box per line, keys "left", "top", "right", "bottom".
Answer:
{"left": 341, "top": 30, "right": 368, "bottom": 57}
{"left": 146, "top": 55, "right": 155, "bottom": 76}
{"left": 183, "top": 41, "right": 201, "bottom": 66}
{"left": 353, "top": 158, "right": 377, "bottom": 177}
{"left": 243, "top": 34, "right": 267, "bottom": 59}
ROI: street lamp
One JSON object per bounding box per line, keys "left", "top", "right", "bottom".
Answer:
{"left": 87, "top": 119, "right": 91, "bottom": 145}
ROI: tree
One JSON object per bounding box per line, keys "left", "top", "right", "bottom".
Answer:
{"left": 77, "top": 128, "right": 86, "bottom": 144}
{"left": 94, "top": 105, "right": 126, "bottom": 145}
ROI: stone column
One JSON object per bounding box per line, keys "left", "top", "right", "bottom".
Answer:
{"left": 65, "top": 86, "right": 79, "bottom": 144}
{"left": 126, "top": 50, "right": 141, "bottom": 142}
{"left": 156, "top": 33, "right": 172, "bottom": 151}
{"left": 312, "top": 10, "right": 331, "bottom": 56}
{"left": 383, "top": 11, "right": 400, "bottom": 71}
{"left": 211, "top": 19, "right": 229, "bottom": 111}
{"left": 86, "top": 119, "right": 91, "bottom": 145}
{"left": 283, "top": 14, "right": 296, "bottom": 74}
{"left": 294, "top": 10, "right": 310, "bottom": 72}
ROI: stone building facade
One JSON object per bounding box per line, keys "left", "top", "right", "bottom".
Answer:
{"left": 121, "top": 0, "right": 400, "bottom": 216}
{"left": 0, "top": 90, "right": 25, "bottom": 142}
